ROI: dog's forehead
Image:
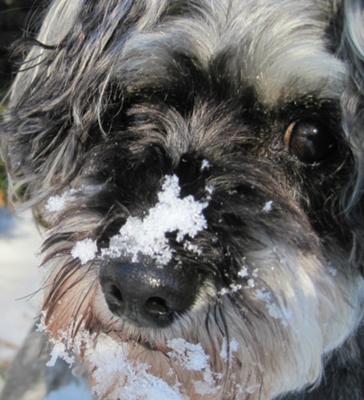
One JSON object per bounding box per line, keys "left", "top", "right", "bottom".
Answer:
{"left": 115, "top": 0, "right": 345, "bottom": 105}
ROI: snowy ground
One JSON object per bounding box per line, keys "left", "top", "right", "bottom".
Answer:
{"left": 0, "top": 209, "right": 42, "bottom": 389}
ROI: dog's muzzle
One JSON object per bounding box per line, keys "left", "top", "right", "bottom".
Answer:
{"left": 100, "top": 259, "right": 201, "bottom": 328}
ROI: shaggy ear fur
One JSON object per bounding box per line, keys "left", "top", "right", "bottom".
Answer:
{"left": 1, "top": 0, "right": 151, "bottom": 205}
{"left": 1, "top": 0, "right": 83, "bottom": 204}
{"left": 338, "top": 0, "right": 364, "bottom": 272}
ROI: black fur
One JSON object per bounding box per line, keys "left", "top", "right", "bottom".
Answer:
{"left": 2, "top": 1, "right": 364, "bottom": 399}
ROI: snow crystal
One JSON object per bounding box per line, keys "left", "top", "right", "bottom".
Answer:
{"left": 262, "top": 200, "right": 273, "bottom": 213}
{"left": 47, "top": 342, "right": 75, "bottom": 367}
{"left": 45, "top": 332, "right": 185, "bottom": 400}
{"left": 219, "top": 287, "right": 230, "bottom": 296}
{"left": 167, "top": 338, "right": 209, "bottom": 371}
{"left": 45, "top": 330, "right": 221, "bottom": 399}
{"left": 184, "top": 240, "right": 202, "bottom": 256}
{"left": 247, "top": 278, "right": 256, "bottom": 288}
{"left": 206, "top": 185, "right": 214, "bottom": 198}
{"left": 36, "top": 311, "right": 48, "bottom": 333}
{"left": 219, "top": 282, "right": 243, "bottom": 296}
{"left": 201, "top": 159, "right": 211, "bottom": 171}
{"left": 119, "top": 375, "right": 183, "bottom": 400}
{"left": 255, "top": 288, "right": 291, "bottom": 326}
{"left": 219, "top": 338, "right": 240, "bottom": 361}
{"left": 46, "top": 196, "right": 66, "bottom": 213}
{"left": 89, "top": 335, "right": 183, "bottom": 400}
{"left": 230, "top": 283, "right": 242, "bottom": 292}
{"left": 71, "top": 239, "right": 98, "bottom": 265}
{"left": 219, "top": 265, "right": 259, "bottom": 296}
{"left": 46, "top": 189, "right": 77, "bottom": 213}
{"left": 230, "top": 338, "right": 239, "bottom": 353}
{"left": 102, "top": 175, "right": 208, "bottom": 265}
{"left": 194, "top": 377, "right": 218, "bottom": 396}
{"left": 37, "top": 312, "right": 75, "bottom": 367}
{"left": 237, "top": 266, "right": 249, "bottom": 278}
{"left": 167, "top": 338, "right": 218, "bottom": 396}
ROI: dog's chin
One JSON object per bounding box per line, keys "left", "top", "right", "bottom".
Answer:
{"left": 40, "top": 235, "right": 364, "bottom": 400}
{"left": 81, "top": 334, "right": 225, "bottom": 400}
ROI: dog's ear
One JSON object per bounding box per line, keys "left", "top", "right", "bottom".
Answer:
{"left": 1, "top": 0, "right": 84, "bottom": 205}
{"left": 0, "top": 0, "right": 139, "bottom": 206}
{"left": 334, "top": 0, "right": 364, "bottom": 271}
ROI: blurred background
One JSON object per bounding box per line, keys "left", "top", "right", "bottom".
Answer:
{"left": 0, "top": 0, "right": 35, "bottom": 94}
{"left": 0, "top": 0, "right": 44, "bottom": 391}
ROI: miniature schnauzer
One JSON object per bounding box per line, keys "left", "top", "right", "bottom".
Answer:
{"left": 1, "top": 0, "right": 364, "bottom": 399}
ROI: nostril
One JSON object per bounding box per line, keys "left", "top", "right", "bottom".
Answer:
{"left": 102, "top": 283, "right": 124, "bottom": 316}
{"left": 144, "top": 296, "right": 171, "bottom": 318}
{"left": 110, "top": 285, "right": 123, "bottom": 303}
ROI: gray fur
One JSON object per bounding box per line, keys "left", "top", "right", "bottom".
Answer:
{"left": 1, "top": 1, "right": 364, "bottom": 399}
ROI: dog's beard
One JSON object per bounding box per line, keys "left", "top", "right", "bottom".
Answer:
{"left": 39, "top": 203, "right": 363, "bottom": 400}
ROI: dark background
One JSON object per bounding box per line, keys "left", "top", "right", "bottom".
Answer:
{"left": 0, "top": 0, "right": 40, "bottom": 94}
{"left": 0, "top": 0, "right": 41, "bottom": 202}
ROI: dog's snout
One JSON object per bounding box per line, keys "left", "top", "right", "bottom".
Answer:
{"left": 100, "top": 261, "right": 200, "bottom": 328}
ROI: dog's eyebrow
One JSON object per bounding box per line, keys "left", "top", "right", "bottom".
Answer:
{"left": 118, "top": 39, "right": 345, "bottom": 114}
{"left": 275, "top": 95, "right": 340, "bottom": 117}
{"left": 119, "top": 50, "right": 208, "bottom": 114}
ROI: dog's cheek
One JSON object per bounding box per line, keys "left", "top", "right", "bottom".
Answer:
{"left": 218, "top": 243, "right": 364, "bottom": 398}
{"left": 42, "top": 261, "right": 100, "bottom": 337}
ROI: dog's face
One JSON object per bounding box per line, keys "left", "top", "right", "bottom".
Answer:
{"left": 2, "top": 0, "right": 364, "bottom": 399}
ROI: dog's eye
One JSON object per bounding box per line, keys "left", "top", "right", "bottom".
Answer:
{"left": 284, "top": 120, "right": 335, "bottom": 163}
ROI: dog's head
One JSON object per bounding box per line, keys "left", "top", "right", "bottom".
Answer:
{"left": 2, "top": 0, "right": 364, "bottom": 399}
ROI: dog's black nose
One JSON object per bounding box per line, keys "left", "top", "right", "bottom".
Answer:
{"left": 100, "top": 260, "right": 200, "bottom": 328}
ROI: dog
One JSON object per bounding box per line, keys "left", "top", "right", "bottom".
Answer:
{"left": 1, "top": 0, "right": 364, "bottom": 399}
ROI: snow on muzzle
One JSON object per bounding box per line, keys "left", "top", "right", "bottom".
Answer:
{"left": 71, "top": 174, "right": 211, "bottom": 328}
